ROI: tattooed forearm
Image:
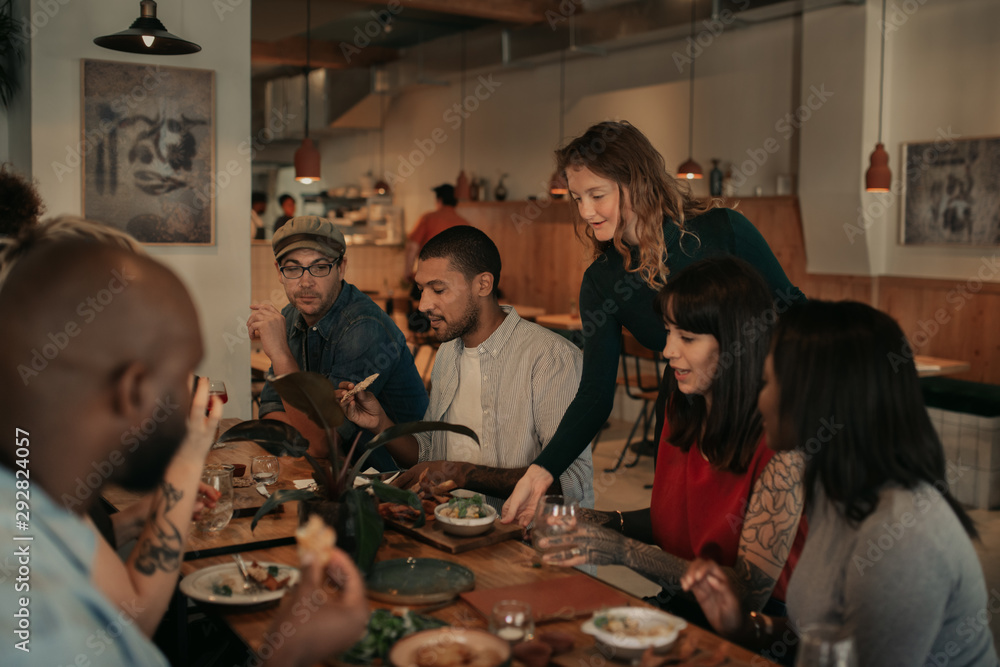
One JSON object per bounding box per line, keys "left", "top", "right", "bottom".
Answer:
{"left": 731, "top": 558, "right": 777, "bottom": 612}
{"left": 133, "top": 481, "right": 183, "bottom": 576}
{"left": 576, "top": 508, "right": 615, "bottom": 526}
{"left": 465, "top": 465, "right": 562, "bottom": 499}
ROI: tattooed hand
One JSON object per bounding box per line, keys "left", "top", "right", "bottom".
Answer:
{"left": 536, "top": 521, "right": 625, "bottom": 567}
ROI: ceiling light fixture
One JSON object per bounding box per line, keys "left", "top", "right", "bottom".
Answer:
{"left": 455, "top": 32, "right": 471, "bottom": 201}
{"left": 865, "top": 0, "right": 891, "bottom": 192}
{"left": 94, "top": 1, "right": 201, "bottom": 56}
{"left": 676, "top": 0, "right": 703, "bottom": 180}
{"left": 375, "top": 76, "right": 390, "bottom": 196}
{"left": 549, "top": 50, "right": 569, "bottom": 198}
{"left": 294, "top": 0, "right": 321, "bottom": 185}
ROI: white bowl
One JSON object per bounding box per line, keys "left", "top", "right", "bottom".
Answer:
{"left": 389, "top": 627, "right": 510, "bottom": 667}
{"left": 433, "top": 501, "right": 497, "bottom": 537}
{"left": 581, "top": 606, "right": 687, "bottom": 661}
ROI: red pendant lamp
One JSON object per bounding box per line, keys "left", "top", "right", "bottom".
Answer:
{"left": 455, "top": 33, "right": 471, "bottom": 201}
{"left": 294, "top": 0, "right": 321, "bottom": 184}
{"left": 865, "top": 0, "right": 891, "bottom": 192}
{"left": 676, "top": 0, "right": 703, "bottom": 180}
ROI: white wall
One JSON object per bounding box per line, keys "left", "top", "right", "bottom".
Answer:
{"left": 875, "top": 0, "right": 1000, "bottom": 281}
{"left": 311, "top": 17, "right": 798, "bottom": 236}
{"left": 21, "top": 0, "right": 253, "bottom": 418}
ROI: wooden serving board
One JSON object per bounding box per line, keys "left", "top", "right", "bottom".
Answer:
{"left": 384, "top": 517, "right": 523, "bottom": 554}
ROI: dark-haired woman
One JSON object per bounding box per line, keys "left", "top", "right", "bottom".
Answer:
{"left": 683, "top": 301, "right": 999, "bottom": 667}
{"left": 538, "top": 257, "right": 807, "bottom": 625}
{"left": 502, "top": 121, "right": 804, "bottom": 526}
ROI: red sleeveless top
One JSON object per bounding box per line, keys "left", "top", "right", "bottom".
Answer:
{"left": 650, "top": 421, "right": 806, "bottom": 601}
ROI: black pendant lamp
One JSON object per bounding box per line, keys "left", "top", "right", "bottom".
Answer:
{"left": 676, "top": 0, "right": 703, "bottom": 180}
{"left": 295, "top": 0, "right": 321, "bottom": 184}
{"left": 865, "top": 0, "right": 891, "bottom": 192}
{"left": 94, "top": 1, "right": 201, "bottom": 55}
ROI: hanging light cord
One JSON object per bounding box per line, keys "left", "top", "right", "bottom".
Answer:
{"left": 877, "top": 0, "right": 886, "bottom": 144}
{"left": 459, "top": 32, "right": 466, "bottom": 172}
{"left": 558, "top": 51, "right": 566, "bottom": 145}
{"left": 379, "top": 90, "right": 385, "bottom": 176}
{"left": 304, "top": 0, "right": 311, "bottom": 141}
{"left": 687, "top": 0, "right": 696, "bottom": 158}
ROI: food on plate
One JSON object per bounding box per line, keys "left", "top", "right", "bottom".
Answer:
{"left": 341, "top": 609, "right": 447, "bottom": 664}
{"left": 296, "top": 514, "right": 336, "bottom": 563}
{"left": 341, "top": 372, "right": 379, "bottom": 401}
{"left": 512, "top": 640, "right": 553, "bottom": 667}
{"left": 437, "top": 494, "right": 487, "bottom": 519}
{"left": 415, "top": 640, "right": 500, "bottom": 667}
{"left": 247, "top": 561, "right": 292, "bottom": 591}
{"left": 593, "top": 613, "right": 678, "bottom": 638}
{"left": 379, "top": 470, "right": 463, "bottom": 524}
{"left": 378, "top": 502, "right": 422, "bottom": 523}
{"left": 211, "top": 581, "right": 234, "bottom": 597}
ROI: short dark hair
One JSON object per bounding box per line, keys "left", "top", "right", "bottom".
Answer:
{"left": 419, "top": 226, "right": 501, "bottom": 297}
{"left": 0, "top": 164, "right": 45, "bottom": 238}
{"left": 770, "top": 300, "right": 977, "bottom": 538}
{"left": 252, "top": 191, "right": 268, "bottom": 206}
{"left": 278, "top": 194, "right": 294, "bottom": 205}
{"left": 654, "top": 256, "right": 774, "bottom": 473}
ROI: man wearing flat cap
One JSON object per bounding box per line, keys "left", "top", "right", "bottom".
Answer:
{"left": 249, "top": 216, "right": 428, "bottom": 467}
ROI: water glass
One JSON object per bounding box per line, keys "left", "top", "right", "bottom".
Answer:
{"left": 531, "top": 494, "right": 579, "bottom": 563}
{"left": 251, "top": 455, "right": 280, "bottom": 485}
{"left": 490, "top": 600, "right": 534, "bottom": 643}
{"left": 795, "top": 624, "right": 857, "bottom": 667}
{"left": 197, "top": 464, "right": 234, "bottom": 532}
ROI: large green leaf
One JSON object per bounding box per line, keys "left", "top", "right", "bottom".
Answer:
{"left": 270, "top": 371, "right": 346, "bottom": 431}
{"left": 218, "top": 419, "right": 309, "bottom": 457}
{"left": 343, "top": 487, "right": 384, "bottom": 575}
{"left": 348, "top": 421, "right": 479, "bottom": 482}
{"left": 369, "top": 479, "right": 426, "bottom": 528}
{"left": 250, "top": 487, "right": 318, "bottom": 531}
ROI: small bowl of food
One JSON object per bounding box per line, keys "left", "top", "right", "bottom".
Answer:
{"left": 433, "top": 494, "right": 496, "bottom": 537}
{"left": 581, "top": 607, "right": 687, "bottom": 661}
{"left": 389, "top": 627, "right": 510, "bottom": 667}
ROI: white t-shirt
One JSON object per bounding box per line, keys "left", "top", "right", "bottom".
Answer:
{"left": 444, "top": 345, "right": 485, "bottom": 464}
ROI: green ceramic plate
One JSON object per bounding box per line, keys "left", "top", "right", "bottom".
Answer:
{"left": 366, "top": 557, "right": 475, "bottom": 605}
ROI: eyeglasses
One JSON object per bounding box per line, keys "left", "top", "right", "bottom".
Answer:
{"left": 279, "top": 260, "right": 339, "bottom": 279}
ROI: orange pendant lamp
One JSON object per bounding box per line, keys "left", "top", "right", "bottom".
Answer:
{"left": 549, "top": 51, "right": 569, "bottom": 198}
{"left": 676, "top": 0, "right": 703, "bottom": 180}
{"left": 294, "top": 0, "right": 321, "bottom": 184}
{"left": 455, "top": 33, "right": 471, "bottom": 201}
{"left": 865, "top": 0, "right": 891, "bottom": 192}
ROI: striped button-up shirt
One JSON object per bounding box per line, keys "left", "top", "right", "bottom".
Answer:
{"left": 416, "top": 307, "right": 595, "bottom": 509}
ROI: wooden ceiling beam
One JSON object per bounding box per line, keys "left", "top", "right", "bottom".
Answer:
{"left": 251, "top": 37, "right": 399, "bottom": 69}
{"left": 345, "top": 0, "right": 561, "bottom": 25}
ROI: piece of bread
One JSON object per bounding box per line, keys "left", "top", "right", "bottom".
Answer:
{"left": 295, "top": 514, "right": 336, "bottom": 564}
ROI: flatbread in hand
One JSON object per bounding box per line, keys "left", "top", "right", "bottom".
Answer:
{"left": 341, "top": 373, "right": 379, "bottom": 401}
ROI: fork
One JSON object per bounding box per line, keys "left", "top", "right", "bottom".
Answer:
{"left": 232, "top": 554, "right": 258, "bottom": 593}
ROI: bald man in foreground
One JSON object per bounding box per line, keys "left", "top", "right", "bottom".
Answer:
{"left": 0, "top": 237, "right": 367, "bottom": 666}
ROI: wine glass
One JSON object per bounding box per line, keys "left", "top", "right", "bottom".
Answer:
{"left": 208, "top": 379, "right": 228, "bottom": 448}
{"left": 197, "top": 464, "right": 235, "bottom": 532}
{"left": 531, "top": 495, "right": 579, "bottom": 565}
{"left": 795, "top": 624, "right": 857, "bottom": 667}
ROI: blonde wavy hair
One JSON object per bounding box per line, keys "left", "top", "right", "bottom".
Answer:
{"left": 0, "top": 216, "right": 146, "bottom": 288}
{"left": 555, "top": 121, "right": 718, "bottom": 289}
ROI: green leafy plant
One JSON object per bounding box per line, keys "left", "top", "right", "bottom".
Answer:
{"left": 0, "top": 0, "right": 24, "bottom": 108}
{"left": 217, "top": 371, "right": 477, "bottom": 572}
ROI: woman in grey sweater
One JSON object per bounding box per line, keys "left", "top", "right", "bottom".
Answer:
{"left": 682, "top": 301, "right": 998, "bottom": 667}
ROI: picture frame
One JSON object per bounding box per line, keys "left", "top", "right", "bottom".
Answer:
{"left": 900, "top": 135, "right": 1000, "bottom": 246}
{"left": 81, "top": 59, "right": 215, "bottom": 245}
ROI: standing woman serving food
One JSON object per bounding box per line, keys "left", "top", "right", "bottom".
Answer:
{"left": 502, "top": 120, "right": 804, "bottom": 526}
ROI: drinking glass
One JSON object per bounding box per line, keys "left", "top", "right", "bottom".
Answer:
{"left": 208, "top": 379, "right": 229, "bottom": 448}
{"left": 489, "top": 600, "right": 534, "bottom": 643}
{"left": 795, "top": 624, "right": 857, "bottom": 667}
{"left": 197, "top": 464, "right": 234, "bottom": 532}
{"left": 531, "top": 494, "right": 579, "bottom": 564}
{"left": 252, "top": 456, "right": 280, "bottom": 485}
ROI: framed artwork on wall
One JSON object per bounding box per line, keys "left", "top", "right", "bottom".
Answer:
{"left": 901, "top": 135, "right": 1000, "bottom": 246}
{"left": 81, "top": 59, "right": 215, "bottom": 245}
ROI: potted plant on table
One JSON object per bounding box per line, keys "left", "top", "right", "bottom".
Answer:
{"left": 217, "top": 371, "right": 476, "bottom": 574}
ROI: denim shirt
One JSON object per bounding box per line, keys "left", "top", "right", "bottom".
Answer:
{"left": 259, "top": 282, "right": 428, "bottom": 468}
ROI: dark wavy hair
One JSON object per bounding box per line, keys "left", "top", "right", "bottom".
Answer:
{"left": 419, "top": 225, "right": 502, "bottom": 297}
{"left": 555, "top": 121, "right": 717, "bottom": 290}
{"left": 770, "top": 300, "right": 976, "bottom": 538}
{"left": 654, "top": 257, "right": 774, "bottom": 472}
{"left": 0, "top": 164, "right": 45, "bottom": 238}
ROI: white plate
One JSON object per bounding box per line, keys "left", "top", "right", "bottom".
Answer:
{"left": 434, "top": 501, "right": 497, "bottom": 537}
{"left": 581, "top": 607, "right": 687, "bottom": 661}
{"left": 179, "top": 561, "right": 299, "bottom": 606}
